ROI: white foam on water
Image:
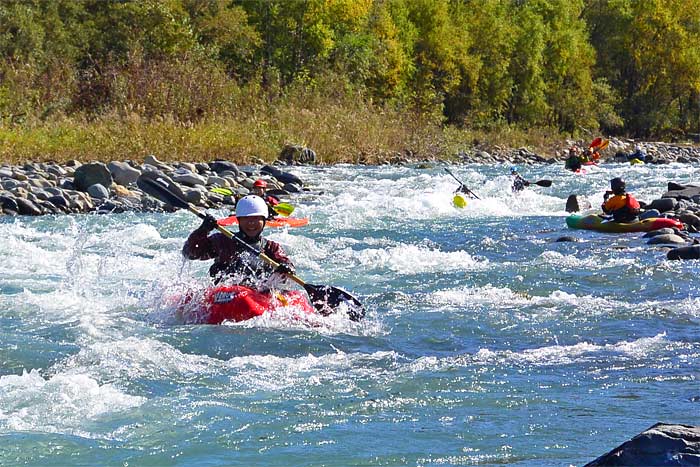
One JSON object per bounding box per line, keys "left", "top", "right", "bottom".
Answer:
{"left": 533, "top": 250, "right": 637, "bottom": 270}
{"left": 427, "top": 284, "right": 619, "bottom": 311}
{"left": 221, "top": 302, "right": 384, "bottom": 336}
{"left": 403, "top": 333, "right": 681, "bottom": 374}
{"left": 0, "top": 369, "right": 145, "bottom": 436}
{"left": 58, "top": 336, "right": 224, "bottom": 381}
{"left": 224, "top": 350, "right": 399, "bottom": 392}
{"left": 353, "top": 244, "right": 488, "bottom": 274}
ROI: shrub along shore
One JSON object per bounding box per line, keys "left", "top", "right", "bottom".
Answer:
{"left": 3, "top": 114, "right": 700, "bottom": 167}
{"left": 1, "top": 110, "right": 571, "bottom": 166}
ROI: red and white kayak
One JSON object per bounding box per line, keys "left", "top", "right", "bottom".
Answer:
{"left": 218, "top": 216, "right": 309, "bottom": 228}
{"left": 178, "top": 285, "right": 316, "bottom": 324}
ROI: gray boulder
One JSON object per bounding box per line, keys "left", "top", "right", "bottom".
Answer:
{"left": 663, "top": 182, "right": 700, "bottom": 200}
{"left": 639, "top": 209, "right": 661, "bottom": 220}
{"left": 210, "top": 161, "right": 240, "bottom": 175}
{"left": 0, "top": 195, "right": 19, "bottom": 212}
{"left": 647, "top": 234, "right": 688, "bottom": 245}
{"left": 566, "top": 194, "right": 592, "bottom": 213}
{"left": 87, "top": 183, "right": 110, "bottom": 199}
{"left": 647, "top": 198, "right": 677, "bottom": 213}
{"left": 144, "top": 154, "right": 174, "bottom": 172}
{"left": 668, "top": 245, "right": 700, "bottom": 260}
{"left": 206, "top": 175, "right": 229, "bottom": 187}
{"left": 643, "top": 228, "right": 675, "bottom": 238}
{"left": 108, "top": 161, "right": 141, "bottom": 186}
{"left": 585, "top": 423, "right": 700, "bottom": 466}
{"left": 679, "top": 213, "right": 700, "bottom": 230}
{"left": 173, "top": 170, "right": 207, "bottom": 187}
{"left": 283, "top": 182, "right": 302, "bottom": 193}
{"left": 184, "top": 189, "right": 205, "bottom": 206}
{"left": 47, "top": 194, "right": 70, "bottom": 210}
{"left": 278, "top": 144, "right": 317, "bottom": 164}
{"left": 74, "top": 162, "right": 113, "bottom": 192}
{"left": 15, "top": 197, "right": 43, "bottom": 216}
{"left": 260, "top": 165, "right": 303, "bottom": 186}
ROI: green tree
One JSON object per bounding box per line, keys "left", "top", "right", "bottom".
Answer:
{"left": 184, "top": 0, "right": 261, "bottom": 77}
{"left": 585, "top": 0, "right": 700, "bottom": 135}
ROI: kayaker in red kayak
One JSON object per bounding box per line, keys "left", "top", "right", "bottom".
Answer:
{"left": 601, "top": 177, "right": 641, "bottom": 223}
{"left": 182, "top": 195, "right": 295, "bottom": 287}
{"left": 251, "top": 179, "right": 281, "bottom": 220}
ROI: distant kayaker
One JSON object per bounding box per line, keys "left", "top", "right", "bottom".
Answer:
{"left": 627, "top": 144, "right": 647, "bottom": 163}
{"left": 601, "top": 177, "right": 641, "bottom": 222}
{"left": 454, "top": 183, "right": 478, "bottom": 199}
{"left": 251, "top": 179, "right": 281, "bottom": 219}
{"left": 564, "top": 146, "right": 583, "bottom": 172}
{"left": 510, "top": 166, "right": 529, "bottom": 192}
{"left": 182, "top": 195, "right": 295, "bottom": 288}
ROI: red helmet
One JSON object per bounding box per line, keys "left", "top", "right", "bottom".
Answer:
{"left": 253, "top": 179, "right": 267, "bottom": 188}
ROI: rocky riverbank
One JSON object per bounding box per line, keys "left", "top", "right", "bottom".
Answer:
{"left": 3, "top": 141, "right": 700, "bottom": 260}
{"left": 0, "top": 154, "right": 308, "bottom": 217}
{"left": 458, "top": 137, "right": 700, "bottom": 165}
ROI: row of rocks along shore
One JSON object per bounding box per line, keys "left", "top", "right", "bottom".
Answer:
{"left": 2, "top": 141, "right": 700, "bottom": 260}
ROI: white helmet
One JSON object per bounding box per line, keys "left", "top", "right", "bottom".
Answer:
{"left": 235, "top": 195, "right": 268, "bottom": 217}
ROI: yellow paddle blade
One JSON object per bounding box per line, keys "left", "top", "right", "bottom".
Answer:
{"left": 210, "top": 187, "right": 234, "bottom": 196}
{"left": 272, "top": 202, "right": 295, "bottom": 217}
{"left": 453, "top": 193, "right": 468, "bottom": 208}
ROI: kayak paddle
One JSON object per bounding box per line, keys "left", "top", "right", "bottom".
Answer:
{"left": 210, "top": 187, "right": 295, "bottom": 217}
{"left": 272, "top": 202, "right": 295, "bottom": 217}
{"left": 137, "top": 171, "right": 365, "bottom": 321}
{"left": 444, "top": 168, "right": 480, "bottom": 199}
{"left": 531, "top": 179, "right": 552, "bottom": 187}
{"left": 589, "top": 137, "right": 603, "bottom": 149}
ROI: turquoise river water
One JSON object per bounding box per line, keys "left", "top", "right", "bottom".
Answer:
{"left": 1, "top": 162, "right": 700, "bottom": 466}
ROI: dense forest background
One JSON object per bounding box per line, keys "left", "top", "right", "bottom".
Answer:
{"left": 1, "top": 0, "right": 699, "bottom": 163}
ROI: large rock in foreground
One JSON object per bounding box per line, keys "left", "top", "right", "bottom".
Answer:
{"left": 585, "top": 423, "right": 700, "bottom": 466}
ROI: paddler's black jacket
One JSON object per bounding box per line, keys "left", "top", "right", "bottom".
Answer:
{"left": 182, "top": 226, "right": 293, "bottom": 286}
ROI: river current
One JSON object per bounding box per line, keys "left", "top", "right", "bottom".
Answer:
{"left": 1, "top": 162, "right": 699, "bottom": 466}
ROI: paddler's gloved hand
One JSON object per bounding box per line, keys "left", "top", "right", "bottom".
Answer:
{"left": 274, "top": 263, "right": 295, "bottom": 275}
{"left": 198, "top": 214, "right": 218, "bottom": 232}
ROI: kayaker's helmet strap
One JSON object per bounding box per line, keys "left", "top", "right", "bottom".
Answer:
{"left": 610, "top": 177, "right": 625, "bottom": 195}
{"left": 236, "top": 195, "right": 268, "bottom": 217}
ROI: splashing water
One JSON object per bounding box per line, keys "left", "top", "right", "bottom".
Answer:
{"left": 1, "top": 162, "right": 700, "bottom": 465}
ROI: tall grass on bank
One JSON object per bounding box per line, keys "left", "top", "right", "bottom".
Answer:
{"left": 0, "top": 54, "right": 564, "bottom": 165}
{"left": 0, "top": 110, "right": 567, "bottom": 165}
{"left": 0, "top": 111, "right": 566, "bottom": 165}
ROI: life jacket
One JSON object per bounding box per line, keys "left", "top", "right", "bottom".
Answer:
{"left": 626, "top": 194, "right": 640, "bottom": 211}
{"left": 603, "top": 193, "right": 640, "bottom": 222}
{"left": 265, "top": 194, "right": 280, "bottom": 206}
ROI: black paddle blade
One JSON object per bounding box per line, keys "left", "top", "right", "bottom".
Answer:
{"left": 304, "top": 283, "right": 366, "bottom": 321}
{"left": 535, "top": 180, "right": 552, "bottom": 187}
{"left": 444, "top": 168, "right": 480, "bottom": 199}
{"left": 137, "top": 171, "right": 189, "bottom": 210}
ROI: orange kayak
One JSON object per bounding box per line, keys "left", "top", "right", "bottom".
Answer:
{"left": 218, "top": 216, "right": 309, "bottom": 228}
{"left": 177, "top": 285, "right": 316, "bottom": 324}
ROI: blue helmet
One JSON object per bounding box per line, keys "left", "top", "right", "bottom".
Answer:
{"left": 510, "top": 166, "right": 518, "bottom": 174}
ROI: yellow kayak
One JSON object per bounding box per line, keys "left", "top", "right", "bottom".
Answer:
{"left": 453, "top": 193, "right": 468, "bottom": 208}
{"left": 630, "top": 158, "right": 645, "bottom": 165}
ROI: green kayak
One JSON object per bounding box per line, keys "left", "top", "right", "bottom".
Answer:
{"left": 566, "top": 214, "right": 683, "bottom": 233}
